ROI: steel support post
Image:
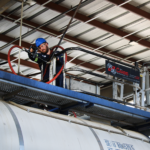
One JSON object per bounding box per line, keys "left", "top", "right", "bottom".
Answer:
{"left": 69, "top": 76, "right": 71, "bottom": 90}
{"left": 113, "top": 82, "right": 117, "bottom": 100}
{"left": 41, "top": 63, "right": 43, "bottom": 81}
{"left": 49, "top": 60, "right": 53, "bottom": 85}
{"left": 120, "top": 81, "right": 124, "bottom": 100}
{"left": 52, "top": 58, "right": 56, "bottom": 85}
{"left": 113, "top": 81, "right": 124, "bottom": 101}
{"left": 133, "top": 83, "right": 140, "bottom": 106}
{"left": 146, "top": 70, "right": 150, "bottom": 106}
{"left": 141, "top": 71, "right": 146, "bottom": 107}
{"left": 96, "top": 85, "right": 100, "bottom": 95}
{"left": 48, "top": 57, "right": 56, "bottom": 85}
{"left": 63, "top": 53, "right": 66, "bottom": 88}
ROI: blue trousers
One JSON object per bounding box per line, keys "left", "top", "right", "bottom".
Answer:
{"left": 56, "top": 73, "right": 63, "bottom": 87}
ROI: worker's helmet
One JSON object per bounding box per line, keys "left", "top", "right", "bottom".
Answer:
{"left": 35, "top": 38, "right": 47, "bottom": 47}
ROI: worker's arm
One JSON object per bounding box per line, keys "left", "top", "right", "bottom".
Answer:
{"left": 28, "top": 46, "right": 46, "bottom": 64}
{"left": 28, "top": 46, "right": 42, "bottom": 63}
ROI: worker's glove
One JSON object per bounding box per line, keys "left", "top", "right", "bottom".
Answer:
{"left": 29, "top": 45, "right": 38, "bottom": 59}
{"left": 29, "top": 45, "right": 38, "bottom": 53}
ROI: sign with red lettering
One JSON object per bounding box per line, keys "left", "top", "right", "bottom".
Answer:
{"left": 106, "top": 60, "right": 140, "bottom": 84}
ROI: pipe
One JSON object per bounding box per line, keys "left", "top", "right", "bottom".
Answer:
{"left": 63, "top": 52, "right": 66, "bottom": 88}
{"left": 18, "top": 0, "right": 24, "bottom": 75}
{"left": 72, "top": 109, "right": 133, "bottom": 126}
{"left": 49, "top": 0, "right": 83, "bottom": 62}
{"left": 49, "top": 107, "right": 59, "bottom": 112}
{"left": 8, "top": 45, "right": 22, "bottom": 75}
{"left": 72, "top": 103, "right": 148, "bottom": 124}
{"left": 146, "top": 70, "right": 150, "bottom": 105}
{"left": 56, "top": 47, "right": 137, "bottom": 69}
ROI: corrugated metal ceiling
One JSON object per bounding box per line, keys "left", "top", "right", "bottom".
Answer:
{"left": 0, "top": 0, "right": 150, "bottom": 86}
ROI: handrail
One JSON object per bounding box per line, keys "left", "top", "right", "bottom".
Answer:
{"left": 54, "top": 47, "right": 139, "bottom": 70}
{"left": 65, "top": 67, "right": 141, "bottom": 90}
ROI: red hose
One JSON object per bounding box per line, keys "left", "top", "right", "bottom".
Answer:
{"left": 8, "top": 45, "right": 22, "bottom": 75}
{"left": 72, "top": 111, "right": 77, "bottom": 118}
{"left": 8, "top": 45, "right": 67, "bottom": 84}
{"left": 46, "top": 45, "right": 67, "bottom": 84}
{"left": 43, "top": 49, "right": 53, "bottom": 78}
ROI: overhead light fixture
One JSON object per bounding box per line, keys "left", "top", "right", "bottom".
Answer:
{"left": 145, "top": 35, "right": 150, "bottom": 39}
{"left": 26, "top": 0, "right": 36, "bottom": 6}
{"left": 129, "top": 40, "right": 138, "bottom": 46}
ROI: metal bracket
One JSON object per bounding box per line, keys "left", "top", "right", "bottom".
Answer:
{"left": 2, "top": 87, "right": 26, "bottom": 100}
{"left": 84, "top": 102, "right": 94, "bottom": 108}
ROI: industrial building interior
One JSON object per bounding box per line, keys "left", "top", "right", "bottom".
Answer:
{"left": 1, "top": 0, "right": 150, "bottom": 143}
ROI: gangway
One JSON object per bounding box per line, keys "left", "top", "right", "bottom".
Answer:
{"left": 0, "top": 70, "right": 150, "bottom": 127}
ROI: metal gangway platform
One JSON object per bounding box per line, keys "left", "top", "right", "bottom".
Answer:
{"left": 0, "top": 70, "right": 150, "bottom": 126}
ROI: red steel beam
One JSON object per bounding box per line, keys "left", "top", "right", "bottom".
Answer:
{"left": 35, "top": 0, "right": 150, "bottom": 49}
{"left": 1, "top": 12, "right": 139, "bottom": 65}
{"left": 107, "top": 0, "right": 150, "bottom": 21}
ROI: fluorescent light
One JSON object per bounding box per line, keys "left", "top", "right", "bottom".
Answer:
{"left": 26, "top": 0, "right": 36, "bottom": 6}
{"left": 129, "top": 40, "right": 138, "bottom": 46}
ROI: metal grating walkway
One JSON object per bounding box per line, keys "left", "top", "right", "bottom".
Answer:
{"left": 0, "top": 70, "right": 150, "bottom": 125}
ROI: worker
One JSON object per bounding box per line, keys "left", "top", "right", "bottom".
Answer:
{"left": 28, "top": 38, "right": 65, "bottom": 87}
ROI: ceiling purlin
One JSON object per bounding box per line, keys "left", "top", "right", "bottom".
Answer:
{"left": 0, "top": 51, "right": 39, "bottom": 69}
{"left": 1, "top": 0, "right": 148, "bottom": 83}
{"left": 35, "top": 1, "right": 150, "bottom": 49}
{"left": 107, "top": 0, "right": 150, "bottom": 21}
{"left": 0, "top": 34, "right": 104, "bottom": 72}
{"left": 1, "top": 12, "right": 139, "bottom": 66}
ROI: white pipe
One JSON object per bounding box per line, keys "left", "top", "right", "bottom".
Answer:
{"left": 18, "top": 1, "right": 24, "bottom": 74}
{"left": 63, "top": 53, "right": 66, "bottom": 88}
{"left": 123, "top": 93, "right": 134, "bottom": 99}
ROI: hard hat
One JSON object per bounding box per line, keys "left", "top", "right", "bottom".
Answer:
{"left": 35, "top": 38, "right": 47, "bottom": 47}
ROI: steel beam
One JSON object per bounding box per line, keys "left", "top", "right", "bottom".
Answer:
{"left": 0, "top": 51, "right": 39, "bottom": 69}
{"left": 107, "top": 0, "right": 150, "bottom": 21}
{"left": 1, "top": 12, "right": 139, "bottom": 64}
{"left": 0, "top": 34, "right": 104, "bottom": 72}
{"left": 0, "top": 12, "right": 141, "bottom": 69}
{"left": 36, "top": 1, "right": 150, "bottom": 48}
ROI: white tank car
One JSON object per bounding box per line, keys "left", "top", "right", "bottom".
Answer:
{"left": 0, "top": 100, "right": 150, "bottom": 150}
